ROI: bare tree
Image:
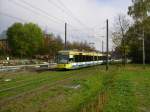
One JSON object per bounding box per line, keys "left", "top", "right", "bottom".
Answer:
{"left": 112, "top": 14, "right": 130, "bottom": 66}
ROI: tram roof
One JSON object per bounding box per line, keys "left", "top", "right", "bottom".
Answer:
{"left": 58, "top": 50, "right": 104, "bottom": 56}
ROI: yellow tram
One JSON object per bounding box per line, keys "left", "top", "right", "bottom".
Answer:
{"left": 56, "top": 50, "right": 109, "bottom": 69}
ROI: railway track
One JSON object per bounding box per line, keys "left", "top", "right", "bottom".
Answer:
{"left": 0, "top": 75, "right": 74, "bottom": 106}
{"left": 0, "top": 67, "right": 95, "bottom": 106}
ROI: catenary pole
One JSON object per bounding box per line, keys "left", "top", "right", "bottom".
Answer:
{"left": 102, "top": 40, "right": 104, "bottom": 54}
{"left": 106, "top": 19, "right": 109, "bottom": 71}
{"left": 142, "top": 28, "right": 145, "bottom": 67}
{"left": 65, "top": 22, "right": 67, "bottom": 50}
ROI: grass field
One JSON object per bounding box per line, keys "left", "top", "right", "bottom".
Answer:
{"left": 0, "top": 65, "right": 150, "bottom": 112}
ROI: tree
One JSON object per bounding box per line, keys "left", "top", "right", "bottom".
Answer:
{"left": 48, "top": 35, "right": 63, "bottom": 58}
{"left": 125, "top": 17, "right": 150, "bottom": 63}
{"left": 128, "top": 0, "right": 150, "bottom": 21}
{"left": 112, "top": 14, "right": 130, "bottom": 65}
{"left": 39, "top": 33, "right": 63, "bottom": 59}
{"left": 67, "top": 41, "right": 95, "bottom": 52}
{"left": 126, "top": 0, "right": 150, "bottom": 64}
{"left": 7, "top": 22, "right": 43, "bottom": 57}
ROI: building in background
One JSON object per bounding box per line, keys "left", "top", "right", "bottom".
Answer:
{"left": 0, "top": 31, "right": 10, "bottom": 54}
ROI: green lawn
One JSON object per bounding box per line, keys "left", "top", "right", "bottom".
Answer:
{"left": 0, "top": 65, "right": 150, "bottom": 112}
{"left": 80, "top": 65, "right": 150, "bottom": 112}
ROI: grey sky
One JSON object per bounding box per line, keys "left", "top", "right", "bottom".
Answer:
{"left": 0, "top": 0, "right": 132, "bottom": 50}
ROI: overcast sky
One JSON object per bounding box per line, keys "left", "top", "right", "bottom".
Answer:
{"left": 0, "top": 0, "right": 132, "bottom": 51}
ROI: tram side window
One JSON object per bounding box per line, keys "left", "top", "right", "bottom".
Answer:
{"left": 79, "top": 55, "right": 82, "bottom": 62}
{"left": 83, "top": 55, "right": 86, "bottom": 62}
{"left": 86, "top": 56, "right": 89, "bottom": 62}
{"left": 86, "top": 56, "right": 89, "bottom": 61}
{"left": 90, "top": 56, "right": 93, "bottom": 61}
{"left": 97, "top": 56, "right": 107, "bottom": 60}
{"left": 75, "top": 55, "right": 100, "bottom": 62}
{"left": 98, "top": 56, "right": 101, "bottom": 60}
{"left": 86, "top": 56, "right": 92, "bottom": 61}
{"left": 75, "top": 55, "right": 91, "bottom": 62}
{"left": 98, "top": 56, "right": 102, "bottom": 60}
{"left": 102, "top": 56, "right": 107, "bottom": 60}
{"left": 75, "top": 55, "right": 80, "bottom": 62}
{"left": 94, "top": 56, "right": 97, "bottom": 61}
{"left": 82, "top": 55, "right": 85, "bottom": 62}
{"left": 75, "top": 55, "right": 87, "bottom": 62}
{"left": 69, "top": 58, "right": 74, "bottom": 62}
{"left": 89, "top": 56, "right": 93, "bottom": 61}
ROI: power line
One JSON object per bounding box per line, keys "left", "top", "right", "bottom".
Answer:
{"left": 9, "top": 0, "right": 38, "bottom": 15}
{"left": 47, "top": 0, "right": 85, "bottom": 29}
{"left": 12, "top": 0, "right": 92, "bottom": 33}
{"left": 47, "top": 0, "right": 75, "bottom": 25}
{"left": 10, "top": 0, "right": 64, "bottom": 27}
{"left": 67, "top": 24, "right": 96, "bottom": 37}
{"left": 90, "top": 21, "right": 106, "bottom": 28}
{"left": 5, "top": 0, "right": 107, "bottom": 43}
{"left": 57, "top": 0, "right": 92, "bottom": 30}
{"left": 0, "top": 12, "right": 64, "bottom": 34}
{"left": 9, "top": 0, "right": 67, "bottom": 33}
{"left": 47, "top": 0, "right": 79, "bottom": 28}
{"left": 0, "top": 12, "right": 27, "bottom": 22}
{"left": 48, "top": 0, "right": 91, "bottom": 30}
{"left": 47, "top": 0, "right": 66, "bottom": 14}
{"left": 19, "top": 0, "right": 65, "bottom": 23}
{"left": 67, "top": 23, "right": 106, "bottom": 38}
{"left": 3, "top": 1, "right": 93, "bottom": 39}
{"left": 68, "top": 28, "right": 94, "bottom": 38}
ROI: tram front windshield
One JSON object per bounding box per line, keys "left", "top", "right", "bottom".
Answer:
{"left": 57, "top": 54, "right": 69, "bottom": 64}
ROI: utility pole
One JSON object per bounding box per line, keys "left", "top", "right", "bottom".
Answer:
{"left": 141, "top": 2, "right": 145, "bottom": 68}
{"left": 102, "top": 40, "right": 104, "bottom": 54}
{"left": 142, "top": 36, "right": 145, "bottom": 66}
{"left": 106, "top": 19, "right": 109, "bottom": 71}
{"left": 142, "top": 27, "right": 145, "bottom": 67}
{"left": 65, "top": 22, "right": 67, "bottom": 50}
{"left": 123, "top": 36, "right": 126, "bottom": 66}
